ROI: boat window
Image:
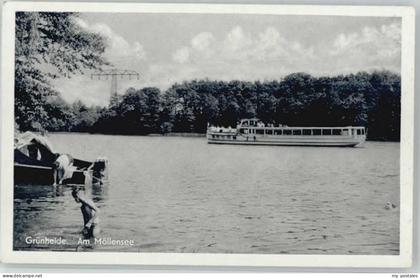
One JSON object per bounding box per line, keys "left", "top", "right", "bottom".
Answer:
{"left": 357, "top": 129, "right": 362, "bottom": 135}
{"left": 283, "top": 129, "right": 292, "bottom": 135}
{"left": 233, "top": 136, "right": 236, "bottom": 140}
{"left": 303, "top": 129, "right": 312, "bottom": 135}
{"left": 266, "top": 129, "right": 273, "bottom": 135}
{"left": 212, "top": 135, "right": 215, "bottom": 138}
{"left": 342, "top": 129, "right": 349, "bottom": 136}
{"left": 362, "top": 129, "right": 365, "bottom": 135}
{"left": 312, "top": 129, "right": 321, "bottom": 135}
{"left": 256, "top": 129, "right": 264, "bottom": 135}
{"left": 274, "top": 130, "right": 282, "bottom": 135}
{"left": 332, "top": 129, "right": 342, "bottom": 135}
{"left": 322, "top": 129, "right": 332, "bottom": 135}
{"left": 293, "top": 130, "right": 302, "bottom": 135}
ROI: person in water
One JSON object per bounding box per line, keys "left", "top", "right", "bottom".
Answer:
{"left": 72, "top": 188, "right": 100, "bottom": 238}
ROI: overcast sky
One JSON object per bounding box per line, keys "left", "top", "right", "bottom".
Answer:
{"left": 51, "top": 13, "right": 401, "bottom": 106}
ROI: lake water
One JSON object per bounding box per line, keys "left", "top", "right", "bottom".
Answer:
{"left": 14, "top": 134, "right": 400, "bottom": 254}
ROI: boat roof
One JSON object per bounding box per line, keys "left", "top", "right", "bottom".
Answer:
{"left": 15, "top": 131, "right": 55, "bottom": 153}
{"left": 241, "top": 118, "right": 260, "bottom": 121}
{"left": 238, "top": 119, "right": 364, "bottom": 128}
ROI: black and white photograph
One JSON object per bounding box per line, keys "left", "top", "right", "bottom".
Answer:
{"left": 0, "top": 2, "right": 415, "bottom": 267}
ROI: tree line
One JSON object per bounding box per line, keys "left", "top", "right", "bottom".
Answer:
{"left": 17, "top": 71, "right": 400, "bottom": 141}
{"left": 14, "top": 12, "right": 401, "bottom": 141}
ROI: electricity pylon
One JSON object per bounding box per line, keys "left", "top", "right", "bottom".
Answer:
{"left": 91, "top": 69, "right": 140, "bottom": 104}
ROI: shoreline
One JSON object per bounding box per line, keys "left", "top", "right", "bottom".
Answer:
{"left": 18, "top": 131, "right": 400, "bottom": 142}
{"left": 23, "top": 131, "right": 207, "bottom": 138}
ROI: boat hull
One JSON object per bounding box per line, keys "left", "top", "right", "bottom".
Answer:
{"left": 14, "top": 163, "right": 55, "bottom": 185}
{"left": 14, "top": 163, "right": 88, "bottom": 185}
{"left": 14, "top": 133, "right": 102, "bottom": 186}
{"left": 207, "top": 134, "right": 365, "bottom": 147}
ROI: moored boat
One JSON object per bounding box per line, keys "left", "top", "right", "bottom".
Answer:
{"left": 207, "top": 118, "right": 366, "bottom": 147}
{"left": 14, "top": 132, "right": 108, "bottom": 185}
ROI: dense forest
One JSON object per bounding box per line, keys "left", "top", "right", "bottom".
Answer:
{"left": 91, "top": 71, "right": 401, "bottom": 141}
{"left": 14, "top": 12, "right": 401, "bottom": 141}
{"left": 17, "top": 71, "right": 400, "bottom": 141}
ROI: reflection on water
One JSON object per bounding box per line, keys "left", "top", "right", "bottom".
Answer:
{"left": 14, "top": 134, "right": 400, "bottom": 254}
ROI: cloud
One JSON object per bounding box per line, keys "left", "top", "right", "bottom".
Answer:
{"left": 170, "top": 25, "right": 316, "bottom": 83}
{"left": 224, "top": 26, "right": 252, "bottom": 53}
{"left": 191, "top": 32, "right": 215, "bottom": 51}
{"left": 74, "top": 18, "right": 146, "bottom": 63}
{"left": 331, "top": 23, "right": 400, "bottom": 55}
{"left": 327, "top": 22, "right": 401, "bottom": 73}
{"left": 172, "top": 47, "right": 190, "bottom": 64}
{"left": 172, "top": 32, "right": 215, "bottom": 63}
{"left": 169, "top": 23, "right": 400, "bottom": 84}
{"left": 174, "top": 25, "right": 316, "bottom": 66}
{"left": 54, "top": 21, "right": 401, "bottom": 106}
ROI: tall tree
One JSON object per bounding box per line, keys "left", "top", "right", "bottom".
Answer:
{"left": 15, "top": 12, "right": 108, "bottom": 131}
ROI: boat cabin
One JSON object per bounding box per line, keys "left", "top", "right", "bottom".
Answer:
{"left": 237, "top": 119, "right": 365, "bottom": 137}
{"left": 238, "top": 126, "right": 365, "bottom": 136}
{"left": 239, "top": 118, "right": 264, "bottom": 127}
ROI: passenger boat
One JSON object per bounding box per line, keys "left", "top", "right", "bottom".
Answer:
{"left": 207, "top": 118, "right": 366, "bottom": 147}
{"left": 14, "top": 132, "right": 108, "bottom": 185}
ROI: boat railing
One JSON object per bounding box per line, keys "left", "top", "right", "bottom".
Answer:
{"left": 208, "top": 121, "right": 366, "bottom": 138}
{"left": 236, "top": 126, "right": 366, "bottom": 137}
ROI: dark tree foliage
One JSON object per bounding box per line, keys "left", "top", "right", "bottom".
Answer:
{"left": 92, "top": 87, "right": 161, "bottom": 135}
{"left": 70, "top": 101, "right": 101, "bottom": 132}
{"left": 153, "top": 71, "right": 399, "bottom": 140}
{"left": 42, "top": 96, "right": 75, "bottom": 131}
{"left": 15, "top": 12, "right": 107, "bottom": 131}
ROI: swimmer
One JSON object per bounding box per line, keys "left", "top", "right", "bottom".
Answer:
{"left": 72, "top": 188, "right": 100, "bottom": 238}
